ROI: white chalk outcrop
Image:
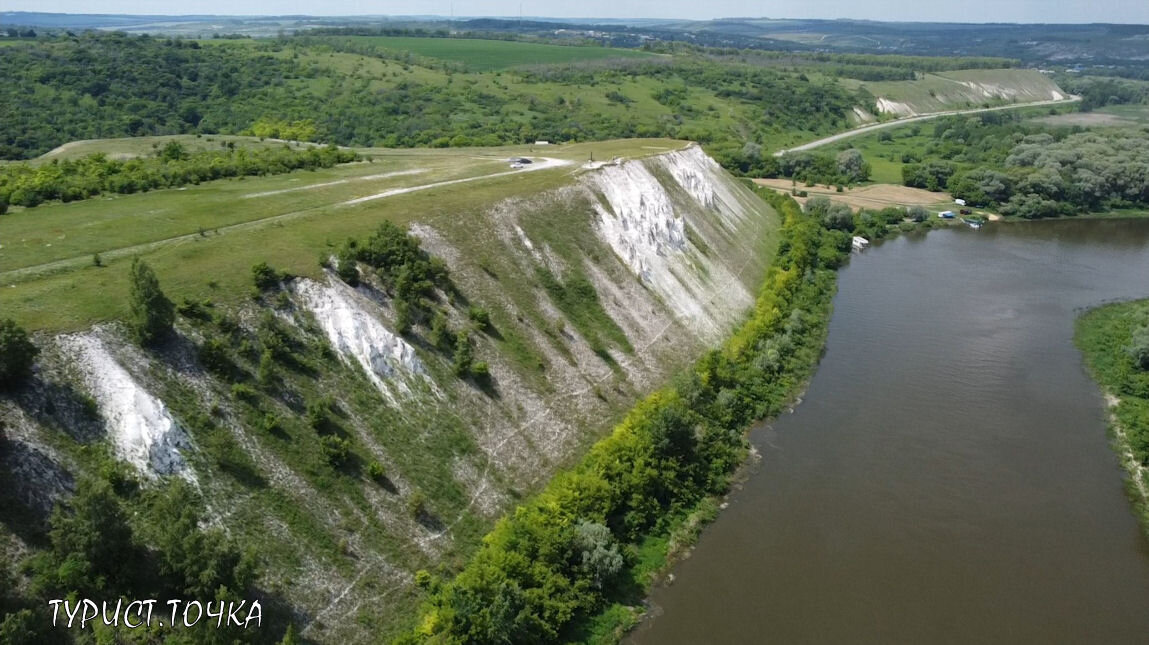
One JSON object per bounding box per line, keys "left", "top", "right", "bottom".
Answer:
{"left": 61, "top": 334, "right": 194, "bottom": 479}
{"left": 875, "top": 97, "right": 916, "bottom": 116}
{"left": 584, "top": 145, "right": 755, "bottom": 343}
{"left": 294, "top": 277, "right": 430, "bottom": 400}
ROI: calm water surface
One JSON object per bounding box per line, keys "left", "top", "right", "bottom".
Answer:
{"left": 632, "top": 219, "right": 1149, "bottom": 644}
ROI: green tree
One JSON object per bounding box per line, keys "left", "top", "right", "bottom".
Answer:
{"left": 835, "top": 148, "right": 870, "bottom": 183}
{"left": 127, "top": 258, "right": 174, "bottom": 345}
{"left": 572, "top": 521, "right": 624, "bottom": 589}
{"left": 0, "top": 319, "right": 39, "bottom": 390}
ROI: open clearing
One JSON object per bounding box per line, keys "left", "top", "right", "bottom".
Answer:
{"left": 0, "top": 138, "right": 681, "bottom": 331}
{"left": 1035, "top": 104, "right": 1149, "bottom": 127}
{"left": 754, "top": 179, "right": 952, "bottom": 211}
{"left": 315, "top": 36, "right": 657, "bottom": 71}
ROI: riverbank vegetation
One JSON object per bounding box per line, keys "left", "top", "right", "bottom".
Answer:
{"left": 842, "top": 111, "right": 1149, "bottom": 218}
{"left": 397, "top": 189, "right": 849, "bottom": 643}
{"left": 1076, "top": 299, "right": 1149, "bottom": 534}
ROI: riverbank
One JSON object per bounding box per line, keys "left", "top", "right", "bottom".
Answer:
{"left": 397, "top": 189, "right": 850, "bottom": 644}
{"left": 1076, "top": 299, "right": 1149, "bottom": 536}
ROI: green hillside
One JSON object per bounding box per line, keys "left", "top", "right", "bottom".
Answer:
{"left": 307, "top": 36, "right": 658, "bottom": 70}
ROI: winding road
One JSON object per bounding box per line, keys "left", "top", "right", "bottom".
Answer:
{"left": 774, "top": 96, "right": 1081, "bottom": 156}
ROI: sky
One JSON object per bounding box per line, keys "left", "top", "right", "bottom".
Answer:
{"left": 7, "top": 0, "right": 1149, "bottom": 24}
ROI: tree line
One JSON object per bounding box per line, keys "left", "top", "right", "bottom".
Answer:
{"left": 896, "top": 113, "right": 1149, "bottom": 218}
{"left": 0, "top": 142, "right": 356, "bottom": 211}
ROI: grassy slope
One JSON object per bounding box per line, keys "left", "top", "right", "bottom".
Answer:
{"left": 1076, "top": 299, "right": 1149, "bottom": 535}
{"left": 855, "top": 69, "right": 1064, "bottom": 114}
{"left": 0, "top": 139, "right": 679, "bottom": 331}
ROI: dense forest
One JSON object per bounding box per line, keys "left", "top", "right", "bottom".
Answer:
{"left": 886, "top": 112, "right": 1149, "bottom": 218}
{"left": 0, "top": 32, "right": 867, "bottom": 160}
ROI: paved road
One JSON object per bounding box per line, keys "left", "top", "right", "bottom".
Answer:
{"left": 773, "top": 96, "right": 1080, "bottom": 156}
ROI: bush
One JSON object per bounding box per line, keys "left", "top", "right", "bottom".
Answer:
{"left": 367, "top": 460, "right": 387, "bottom": 482}
{"left": 127, "top": 258, "right": 174, "bottom": 346}
{"left": 407, "top": 491, "right": 427, "bottom": 518}
{"left": 0, "top": 319, "right": 38, "bottom": 390}
{"left": 321, "top": 435, "right": 353, "bottom": 468}
{"left": 470, "top": 361, "right": 490, "bottom": 381}
{"left": 452, "top": 331, "right": 473, "bottom": 377}
{"left": 230, "top": 383, "right": 258, "bottom": 403}
{"left": 429, "top": 311, "right": 454, "bottom": 351}
{"left": 468, "top": 306, "right": 492, "bottom": 332}
{"left": 176, "top": 297, "right": 212, "bottom": 321}
{"left": 198, "top": 337, "right": 236, "bottom": 379}
{"left": 251, "top": 261, "right": 281, "bottom": 291}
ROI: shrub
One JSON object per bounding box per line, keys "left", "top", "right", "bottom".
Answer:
{"left": 367, "top": 460, "right": 387, "bottom": 482}
{"left": 230, "top": 383, "right": 258, "bottom": 403}
{"left": 394, "top": 299, "right": 412, "bottom": 336}
{"left": 321, "top": 435, "right": 353, "bottom": 468}
{"left": 251, "top": 261, "right": 280, "bottom": 291}
{"left": 407, "top": 491, "right": 427, "bottom": 518}
{"left": 0, "top": 319, "right": 38, "bottom": 390}
{"left": 176, "top": 297, "right": 212, "bottom": 321}
{"left": 127, "top": 258, "right": 174, "bottom": 346}
{"left": 470, "top": 361, "right": 490, "bottom": 381}
{"left": 452, "top": 331, "right": 473, "bottom": 377}
{"left": 468, "top": 306, "right": 492, "bottom": 332}
{"left": 198, "top": 337, "right": 236, "bottom": 379}
{"left": 429, "top": 311, "right": 454, "bottom": 351}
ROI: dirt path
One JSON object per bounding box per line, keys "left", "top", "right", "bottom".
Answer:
{"left": 774, "top": 96, "right": 1080, "bottom": 156}
{"left": 0, "top": 158, "right": 572, "bottom": 284}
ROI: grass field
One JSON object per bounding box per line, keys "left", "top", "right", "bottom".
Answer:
{"left": 317, "top": 36, "right": 657, "bottom": 71}
{"left": 0, "top": 138, "right": 681, "bottom": 331}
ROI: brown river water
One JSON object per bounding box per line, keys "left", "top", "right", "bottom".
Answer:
{"left": 631, "top": 219, "right": 1149, "bottom": 644}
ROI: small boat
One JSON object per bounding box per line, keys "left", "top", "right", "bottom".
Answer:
{"left": 962, "top": 217, "right": 985, "bottom": 230}
{"left": 851, "top": 236, "right": 870, "bottom": 252}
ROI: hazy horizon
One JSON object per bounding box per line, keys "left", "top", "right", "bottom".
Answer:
{"left": 5, "top": 1, "right": 1149, "bottom": 25}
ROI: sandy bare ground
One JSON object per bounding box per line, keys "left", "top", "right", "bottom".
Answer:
{"left": 774, "top": 96, "right": 1080, "bottom": 156}
{"left": 754, "top": 179, "right": 952, "bottom": 210}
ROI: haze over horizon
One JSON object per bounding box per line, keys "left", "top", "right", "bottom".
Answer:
{"left": 5, "top": 0, "right": 1149, "bottom": 25}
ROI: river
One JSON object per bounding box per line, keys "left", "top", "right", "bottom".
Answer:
{"left": 631, "top": 219, "right": 1149, "bottom": 644}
